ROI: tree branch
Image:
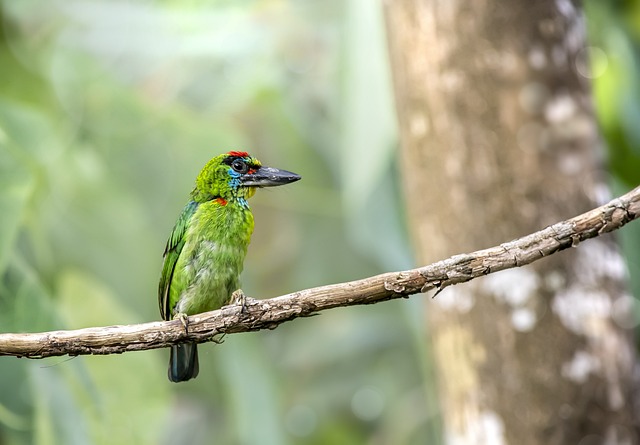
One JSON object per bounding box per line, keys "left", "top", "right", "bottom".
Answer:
{"left": 1, "top": 186, "right": 639, "bottom": 359}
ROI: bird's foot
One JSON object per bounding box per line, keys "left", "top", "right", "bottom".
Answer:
{"left": 231, "top": 289, "right": 256, "bottom": 313}
{"left": 175, "top": 312, "right": 189, "bottom": 334}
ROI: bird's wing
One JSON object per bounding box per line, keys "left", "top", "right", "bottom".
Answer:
{"left": 159, "top": 201, "right": 199, "bottom": 320}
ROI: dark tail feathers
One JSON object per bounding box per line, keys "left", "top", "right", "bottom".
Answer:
{"left": 168, "top": 343, "right": 199, "bottom": 382}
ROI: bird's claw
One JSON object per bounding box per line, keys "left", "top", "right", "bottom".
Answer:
{"left": 231, "top": 289, "right": 255, "bottom": 313}
{"left": 176, "top": 312, "right": 189, "bottom": 334}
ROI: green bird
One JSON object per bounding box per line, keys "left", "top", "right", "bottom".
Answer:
{"left": 159, "top": 151, "right": 300, "bottom": 382}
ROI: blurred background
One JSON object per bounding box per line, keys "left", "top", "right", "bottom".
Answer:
{"left": 0, "top": 1, "right": 638, "bottom": 444}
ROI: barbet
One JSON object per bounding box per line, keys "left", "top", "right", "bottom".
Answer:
{"left": 159, "top": 151, "right": 300, "bottom": 382}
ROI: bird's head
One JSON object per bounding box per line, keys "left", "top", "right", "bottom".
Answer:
{"left": 191, "top": 151, "right": 301, "bottom": 204}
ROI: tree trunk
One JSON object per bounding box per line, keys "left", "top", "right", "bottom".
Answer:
{"left": 383, "top": 1, "right": 640, "bottom": 444}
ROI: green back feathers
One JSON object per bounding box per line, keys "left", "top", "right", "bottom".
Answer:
{"left": 159, "top": 200, "right": 199, "bottom": 320}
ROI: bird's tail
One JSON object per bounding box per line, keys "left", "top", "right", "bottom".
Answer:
{"left": 168, "top": 343, "right": 199, "bottom": 382}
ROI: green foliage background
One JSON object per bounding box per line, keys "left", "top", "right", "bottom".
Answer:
{"left": 0, "top": 1, "right": 638, "bottom": 444}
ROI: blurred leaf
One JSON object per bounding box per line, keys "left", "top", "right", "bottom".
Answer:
{"left": 340, "top": 0, "right": 396, "bottom": 205}
{"left": 586, "top": 0, "right": 640, "bottom": 303}
{"left": 0, "top": 149, "right": 31, "bottom": 273}
{"left": 31, "top": 367, "right": 89, "bottom": 445}
{"left": 56, "top": 269, "right": 170, "bottom": 445}
{"left": 216, "top": 335, "right": 289, "bottom": 445}
{"left": 1, "top": 258, "right": 60, "bottom": 333}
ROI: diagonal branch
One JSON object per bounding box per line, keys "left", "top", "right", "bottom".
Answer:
{"left": 1, "top": 186, "right": 639, "bottom": 359}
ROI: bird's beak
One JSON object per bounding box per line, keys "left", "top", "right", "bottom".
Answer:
{"left": 241, "top": 166, "right": 301, "bottom": 187}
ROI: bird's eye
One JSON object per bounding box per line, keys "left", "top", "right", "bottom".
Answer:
{"left": 231, "top": 159, "right": 249, "bottom": 174}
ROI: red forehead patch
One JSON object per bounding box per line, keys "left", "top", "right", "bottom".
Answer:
{"left": 227, "top": 151, "right": 249, "bottom": 158}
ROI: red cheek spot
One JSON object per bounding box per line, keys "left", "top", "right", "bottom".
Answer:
{"left": 248, "top": 168, "right": 257, "bottom": 174}
{"left": 215, "top": 197, "right": 228, "bottom": 206}
{"left": 227, "top": 151, "right": 249, "bottom": 158}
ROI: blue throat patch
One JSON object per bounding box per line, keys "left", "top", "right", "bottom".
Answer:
{"left": 227, "top": 168, "right": 242, "bottom": 189}
{"left": 227, "top": 168, "right": 249, "bottom": 208}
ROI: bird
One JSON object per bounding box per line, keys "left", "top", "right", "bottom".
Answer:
{"left": 158, "top": 151, "right": 301, "bottom": 382}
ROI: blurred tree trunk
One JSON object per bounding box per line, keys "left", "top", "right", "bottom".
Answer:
{"left": 384, "top": 1, "right": 640, "bottom": 444}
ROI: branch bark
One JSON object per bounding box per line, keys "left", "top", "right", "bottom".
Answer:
{"left": 1, "top": 185, "right": 638, "bottom": 359}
